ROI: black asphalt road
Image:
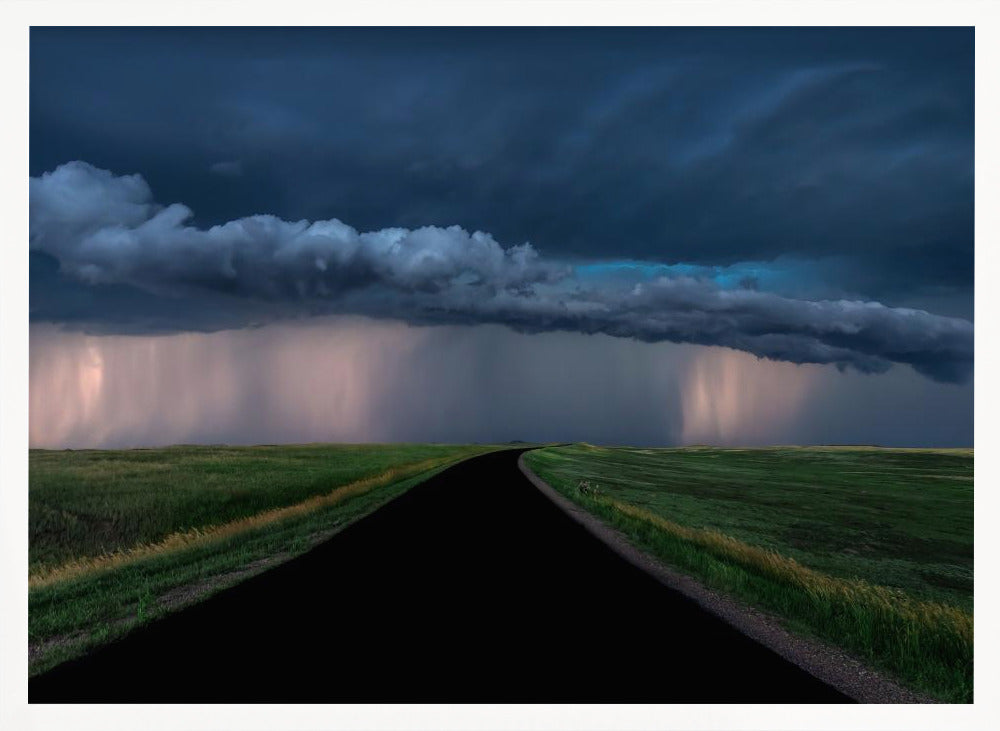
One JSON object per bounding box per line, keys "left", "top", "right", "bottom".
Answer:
{"left": 30, "top": 449, "right": 851, "bottom": 703}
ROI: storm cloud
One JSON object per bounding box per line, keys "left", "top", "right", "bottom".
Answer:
{"left": 31, "top": 162, "right": 973, "bottom": 383}
{"left": 30, "top": 28, "right": 974, "bottom": 317}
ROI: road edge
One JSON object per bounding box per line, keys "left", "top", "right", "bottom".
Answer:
{"left": 517, "top": 451, "right": 936, "bottom": 704}
{"left": 30, "top": 447, "right": 506, "bottom": 680}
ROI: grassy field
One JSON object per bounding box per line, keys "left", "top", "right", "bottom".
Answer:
{"left": 29, "top": 443, "right": 500, "bottom": 675}
{"left": 523, "top": 444, "right": 973, "bottom": 703}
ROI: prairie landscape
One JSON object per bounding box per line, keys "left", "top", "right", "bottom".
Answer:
{"left": 524, "top": 445, "right": 973, "bottom": 702}
{"left": 22, "top": 24, "right": 976, "bottom": 714}
{"left": 29, "top": 443, "right": 499, "bottom": 674}
{"left": 29, "top": 441, "right": 973, "bottom": 703}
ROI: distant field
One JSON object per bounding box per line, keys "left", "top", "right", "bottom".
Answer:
{"left": 30, "top": 443, "right": 500, "bottom": 675}
{"left": 523, "top": 444, "right": 973, "bottom": 702}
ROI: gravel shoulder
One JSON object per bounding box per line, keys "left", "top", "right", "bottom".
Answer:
{"left": 518, "top": 452, "right": 936, "bottom": 704}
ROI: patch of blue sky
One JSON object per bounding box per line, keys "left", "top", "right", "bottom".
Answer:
{"left": 573, "top": 258, "right": 843, "bottom": 298}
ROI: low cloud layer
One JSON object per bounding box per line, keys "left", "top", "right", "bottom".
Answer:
{"left": 31, "top": 162, "right": 973, "bottom": 383}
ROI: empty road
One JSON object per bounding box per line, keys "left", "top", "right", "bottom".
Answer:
{"left": 30, "top": 448, "right": 851, "bottom": 703}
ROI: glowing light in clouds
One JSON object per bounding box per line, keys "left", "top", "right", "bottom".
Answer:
{"left": 30, "top": 319, "right": 426, "bottom": 449}
{"left": 680, "top": 347, "right": 820, "bottom": 446}
{"left": 32, "top": 341, "right": 109, "bottom": 447}
{"left": 31, "top": 317, "right": 965, "bottom": 450}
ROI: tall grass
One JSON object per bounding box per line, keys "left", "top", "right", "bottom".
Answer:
{"left": 30, "top": 456, "right": 450, "bottom": 590}
{"left": 30, "top": 443, "right": 489, "bottom": 571}
{"left": 526, "top": 444, "right": 973, "bottom": 611}
{"left": 566, "top": 488, "right": 972, "bottom": 702}
{"left": 30, "top": 448, "right": 499, "bottom": 675}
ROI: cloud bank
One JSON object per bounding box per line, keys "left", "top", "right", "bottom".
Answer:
{"left": 31, "top": 162, "right": 973, "bottom": 383}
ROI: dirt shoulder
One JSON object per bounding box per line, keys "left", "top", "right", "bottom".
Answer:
{"left": 517, "top": 452, "right": 935, "bottom": 704}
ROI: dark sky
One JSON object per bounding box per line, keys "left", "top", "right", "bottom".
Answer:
{"left": 27, "top": 27, "right": 974, "bottom": 447}
{"left": 31, "top": 28, "right": 973, "bottom": 309}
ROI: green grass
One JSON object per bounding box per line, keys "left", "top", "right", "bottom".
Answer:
{"left": 31, "top": 443, "right": 489, "bottom": 574}
{"left": 523, "top": 444, "right": 973, "bottom": 703}
{"left": 29, "top": 443, "right": 500, "bottom": 675}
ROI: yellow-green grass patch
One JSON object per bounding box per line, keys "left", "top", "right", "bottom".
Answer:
{"left": 524, "top": 444, "right": 973, "bottom": 702}
{"left": 30, "top": 443, "right": 501, "bottom": 675}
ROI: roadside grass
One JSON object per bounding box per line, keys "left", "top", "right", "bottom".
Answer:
{"left": 524, "top": 444, "right": 973, "bottom": 703}
{"left": 30, "top": 443, "right": 486, "bottom": 575}
{"left": 29, "top": 443, "right": 498, "bottom": 676}
{"left": 30, "top": 455, "right": 448, "bottom": 589}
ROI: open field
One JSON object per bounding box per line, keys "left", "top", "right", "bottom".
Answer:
{"left": 523, "top": 444, "right": 973, "bottom": 703}
{"left": 31, "top": 448, "right": 852, "bottom": 703}
{"left": 29, "top": 443, "right": 500, "bottom": 675}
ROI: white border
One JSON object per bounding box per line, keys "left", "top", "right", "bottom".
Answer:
{"left": 2, "top": 2, "right": 997, "bottom": 730}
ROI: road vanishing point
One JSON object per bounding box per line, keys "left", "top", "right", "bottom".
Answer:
{"left": 30, "top": 448, "right": 851, "bottom": 703}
